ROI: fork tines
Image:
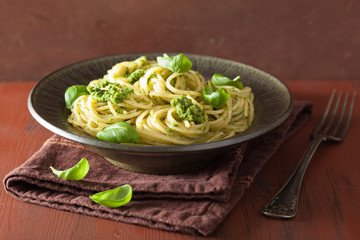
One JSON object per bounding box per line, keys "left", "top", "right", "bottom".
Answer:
{"left": 312, "top": 90, "right": 356, "bottom": 141}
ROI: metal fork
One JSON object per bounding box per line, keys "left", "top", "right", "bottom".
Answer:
{"left": 262, "top": 90, "right": 356, "bottom": 218}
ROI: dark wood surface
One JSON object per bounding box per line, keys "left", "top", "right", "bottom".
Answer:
{"left": 0, "top": 80, "right": 359, "bottom": 240}
{"left": 1, "top": 1, "right": 360, "bottom": 239}
{"left": 1, "top": 0, "right": 360, "bottom": 83}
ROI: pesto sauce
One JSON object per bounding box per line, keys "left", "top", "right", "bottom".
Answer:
{"left": 170, "top": 95, "right": 205, "bottom": 124}
{"left": 87, "top": 80, "right": 134, "bottom": 104}
{"left": 127, "top": 69, "right": 146, "bottom": 84}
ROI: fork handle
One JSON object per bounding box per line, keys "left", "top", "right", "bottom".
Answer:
{"left": 262, "top": 135, "right": 324, "bottom": 218}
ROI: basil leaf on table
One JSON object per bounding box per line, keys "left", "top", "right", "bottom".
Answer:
{"left": 64, "top": 85, "right": 89, "bottom": 109}
{"left": 96, "top": 122, "right": 140, "bottom": 144}
{"left": 90, "top": 184, "right": 132, "bottom": 208}
{"left": 211, "top": 73, "right": 243, "bottom": 89}
{"left": 157, "top": 53, "right": 192, "bottom": 73}
{"left": 50, "top": 158, "right": 89, "bottom": 180}
{"left": 202, "top": 82, "right": 230, "bottom": 109}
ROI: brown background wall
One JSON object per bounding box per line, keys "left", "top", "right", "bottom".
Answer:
{"left": 1, "top": 0, "right": 359, "bottom": 82}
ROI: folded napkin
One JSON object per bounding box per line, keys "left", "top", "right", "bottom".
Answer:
{"left": 4, "top": 101, "right": 312, "bottom": 236}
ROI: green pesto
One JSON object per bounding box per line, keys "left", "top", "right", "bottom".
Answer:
{"left": 116, "top": 108, "right": 124, "bottom": 114}
{"left": 170, "top": 95, "right": 205, "bottom": 124}
{"left": 127, "top": 69, "right": 146, "bottom": 84}
{"left": 125, "top": 67, "right": 130, "bottom": 76}
{"left": 148, "top": 72, "right": 156, "bottom": 80}
{"left": 88, "top": 80, "right": 134, "bottom": 104}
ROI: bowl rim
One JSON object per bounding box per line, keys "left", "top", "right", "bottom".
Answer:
{"left": 28, "top": 52, "right": 294, "bottom": 153}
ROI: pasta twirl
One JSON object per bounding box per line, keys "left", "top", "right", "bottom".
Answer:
{"left": 67, "top": 56, "right": 255, "bottom": 146}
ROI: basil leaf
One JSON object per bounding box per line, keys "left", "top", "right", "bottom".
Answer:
{"left": 65, "top": 85, "right": 89, "bottom": 109}
{"left": 50, "top": 158, "right": 89, "bottom": 180}
{"left": 202, "top": 82, "right": 230, "bottom": 109}
{"left": 157, "top": 53, "right": 192, "bottom": 73}
{"left": 96, "top": 122, "right": 139, "bottom": 144}
{"left": 90, "top": 184, "right": 132, "bottom": 208}
{"left": 211, "top": 73, "right": 243, "bottom": 89}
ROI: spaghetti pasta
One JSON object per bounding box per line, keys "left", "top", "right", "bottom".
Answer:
{"left": 67, "top": 55, "right": 255, "bottom": 146}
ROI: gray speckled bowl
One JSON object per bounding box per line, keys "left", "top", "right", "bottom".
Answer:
{"left": 28, "top": 53, "right": 293, "bottom": 174}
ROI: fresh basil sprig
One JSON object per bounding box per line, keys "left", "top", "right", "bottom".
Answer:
{"left": 64, "top": 85, "right": 89, "bottom": 109}
{"left": 211, "top": 73, "right": 243, "bottom": 89}
{"left": 50, "top": 158, "right": 89, "bottom": 180}
{"left": 202, "top": 82, "right": 230, "bottom": 109}
{"left": 96, "top": 122, "right": 139, "bottom": 144}
{"left": 89, "top": 184, "right": 132, "bottom": 208}
{"left": 157, "top": 53, "right": 192, "bottom": 73}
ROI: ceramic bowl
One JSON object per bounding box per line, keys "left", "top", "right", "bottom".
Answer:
{"left": 28, "top": 53, "right": 293, "bottom": 174}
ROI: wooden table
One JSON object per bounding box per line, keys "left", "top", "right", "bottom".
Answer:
{"left": 0, "top": 80, "right": 359, "bottom": 240}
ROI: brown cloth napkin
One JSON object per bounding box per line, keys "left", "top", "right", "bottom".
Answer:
{"left": 4, "top": 101, "right": 312, "bottom": 236}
